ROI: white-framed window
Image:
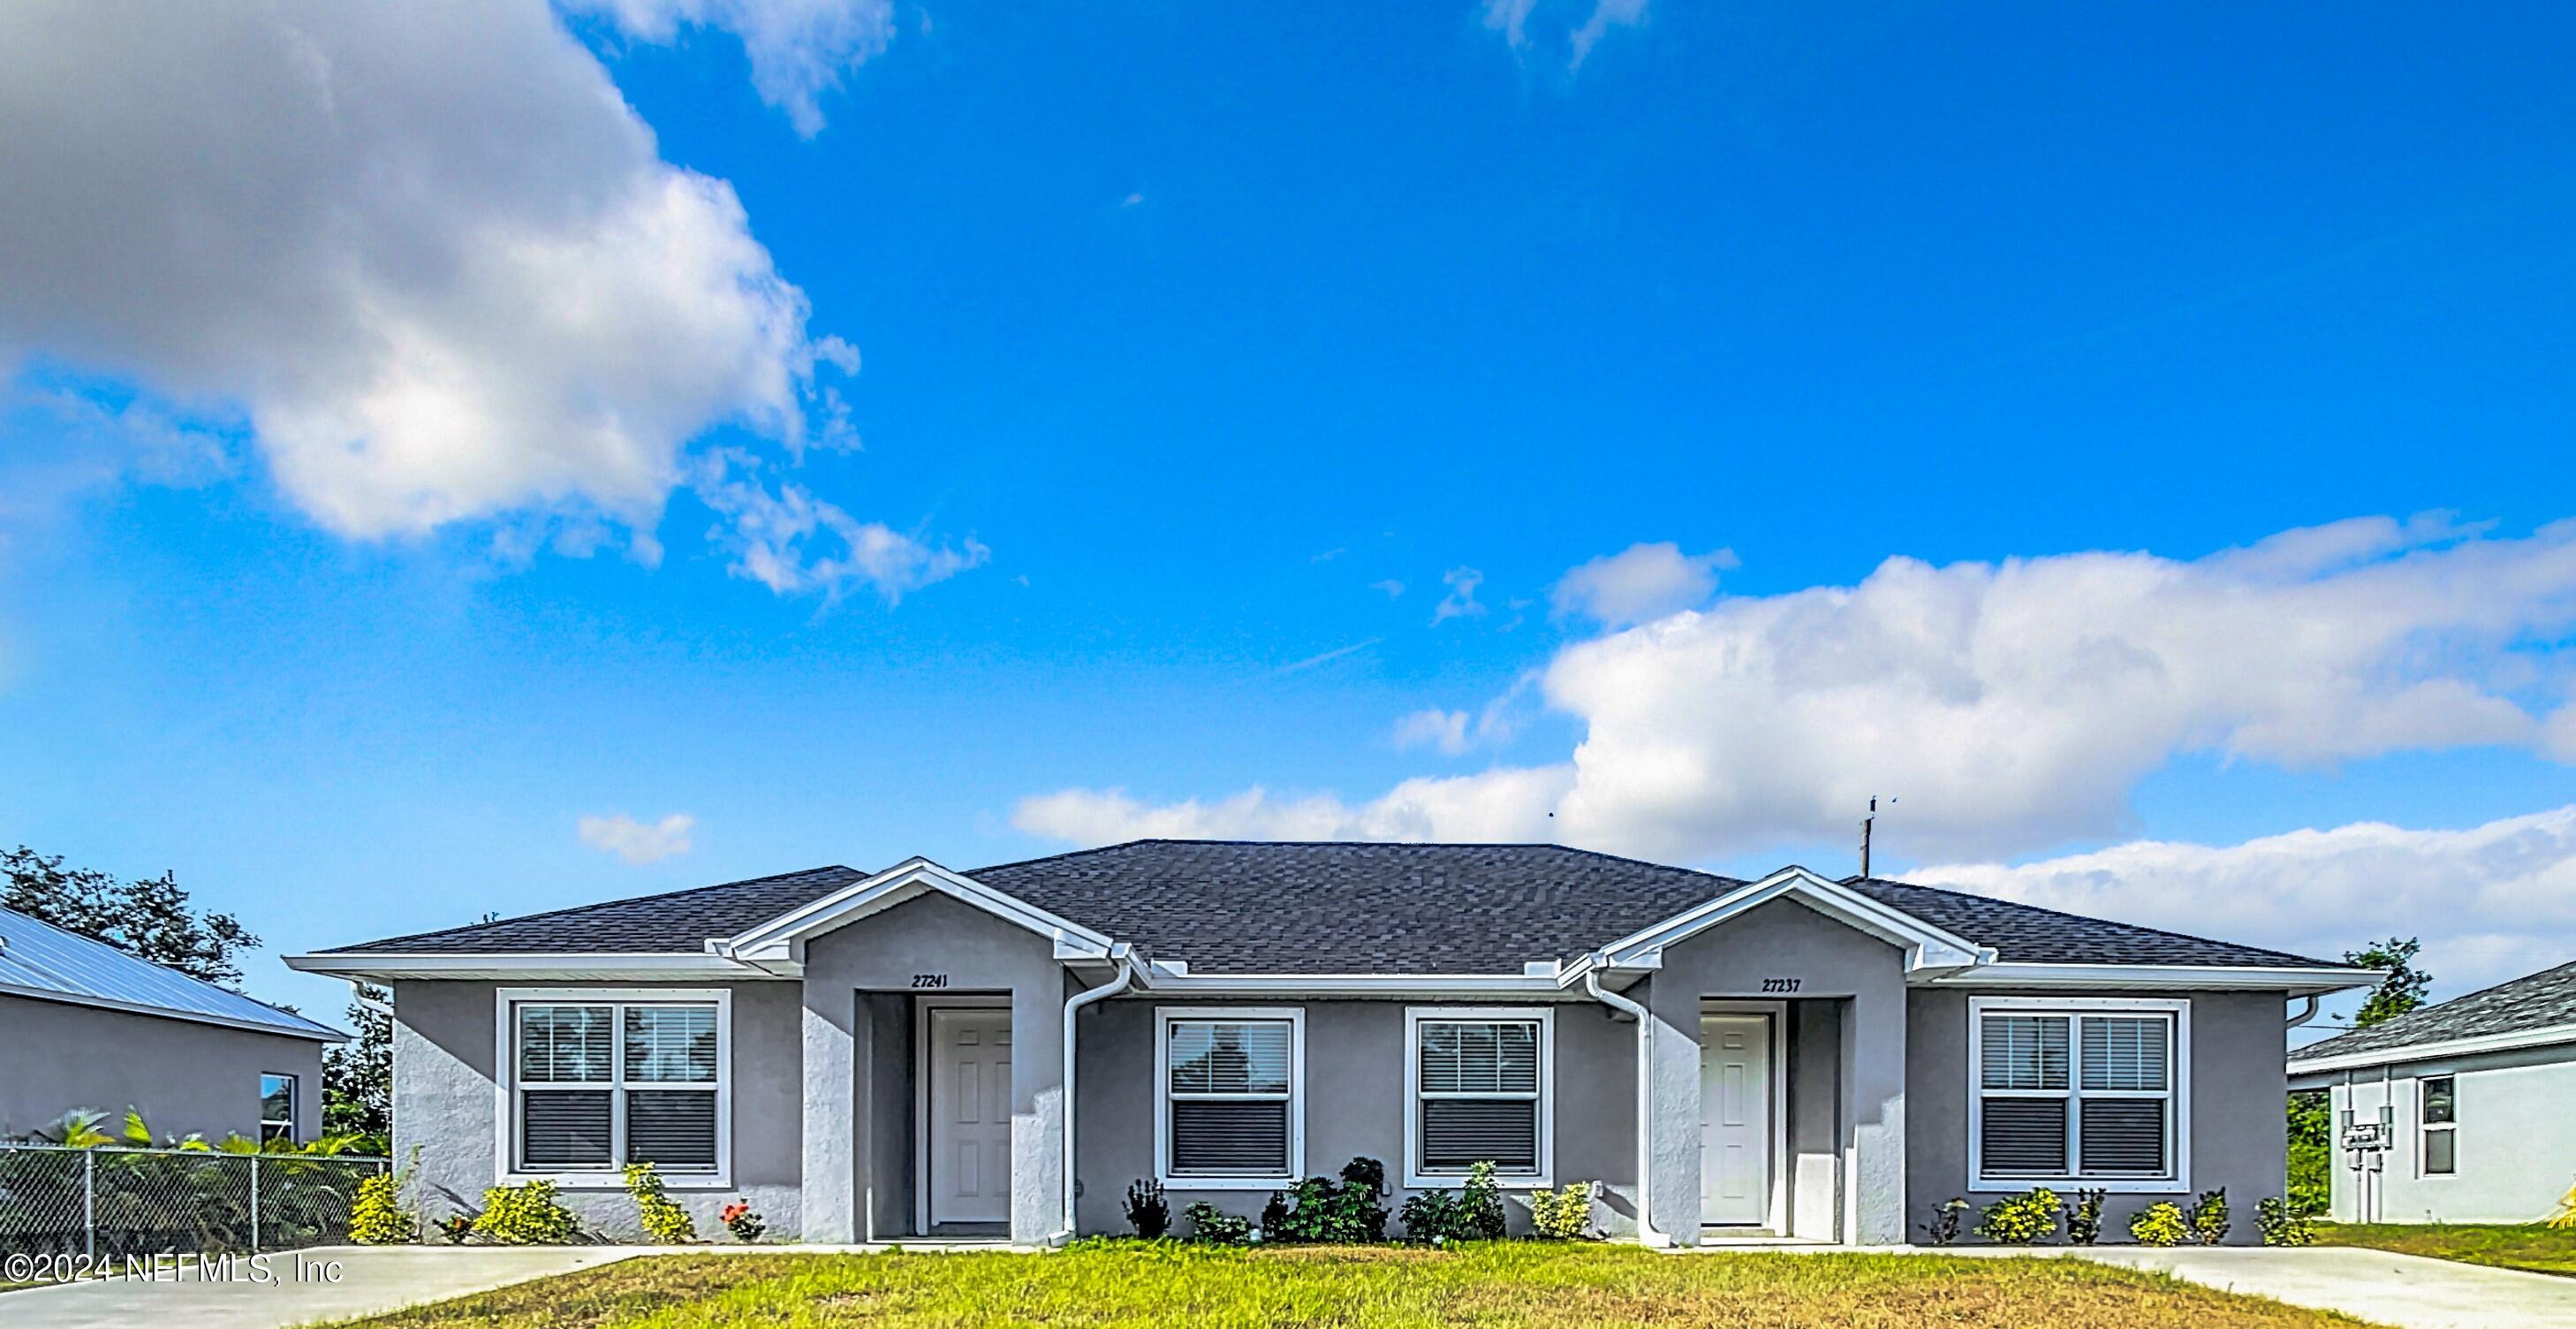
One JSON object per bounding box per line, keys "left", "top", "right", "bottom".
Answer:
{"left": 1404, "top": 1006, "right": 1553, "bottom": 1190}
{"left": 495, "top": 988, "right": 731, "bottom": 1187}
{"left": 259, "top": 1074, "right": 298, "bottom": 1143}
{"left": 1155, "top": 1006, "right": 1304, "bottom": 1189}
{"left": 2419, "top": 1075, "right": 2456, "bottom": 1177}
{"left": 1967, "top": 996, "right": 2188, "bottom": 1193}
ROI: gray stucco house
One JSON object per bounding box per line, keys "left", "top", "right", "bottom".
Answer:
{"left": 3, "top": 905, "right": 342, "bottom": 1143}
{"left": 2289, "top": 957, "right": 2576, "bottom": 1224}
{"left": 292, "top": 840, "right": 2371, "bottom": 1245}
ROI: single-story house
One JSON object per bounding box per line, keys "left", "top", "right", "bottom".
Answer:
{"left": 291, "top": 840, "right": 2372, "bottom": 1245}
{"left": 2, "top": 905, "right": 343, "bottom": 1142}
{"left": 2288, "top": 957, "right": 2576, "bottom": 1224}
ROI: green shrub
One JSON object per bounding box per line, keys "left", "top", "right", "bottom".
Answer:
{"left": 1921, "top": 1196, "right": 1970, "bottom": 1245}
{"left": 472, "top": 1180, "right": 580, "bottom": 1245}
{"left": 2065, "top": 1189, "right": 2106, "bottom": 1245}
{"left": 720, "top": 1200, "right": 766, "bottom": 1242}
{"left": 2256, "top": 1196, "right": 2313, "bottom": 1247}
{"left": 2129, "top": 1201, "right": 2188, "bottom": 1247}
{"left": 623, "top": 1163, "right": 695, "bottom": 1244}
{"left": 1530, "top": 1181, "right": 1596, "bottom": 1241}
{"left": 1974, "top": 1188, "right": 2063, "bottom": 1244}
{"left": 1399, "top": 1160, "right": 1508, "bottom": 1243}
{"left": 1268, "top": 1158, "right": 1390, "bottom": 1243}
{"left": 1125, "top": 1179, "right": 1170, "bottom": 1239}
{"left": 1184, "top": 1200, "right": 1252, "bottom": 1244}
{"left": 2286, "top": 1090, "right": 2332, "bottom": 1216}
{"left": 348, "top": 1171, "right": 417, "bottom": 1244}
{"left": 2186, "top": 1188, "right": 2231, "bottom": 1245}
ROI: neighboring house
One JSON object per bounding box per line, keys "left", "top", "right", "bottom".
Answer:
{"left": 1, "top": 906, "right": 342, "bottom": 1143}
{"left": 291, "top": 840, "right": 2371, "bottom": 1246}
{"left": 2288, "top": 958, "right": 2576, "bottom": 1224}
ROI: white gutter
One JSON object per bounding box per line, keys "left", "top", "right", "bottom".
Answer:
{"left": 2288, "top": 1019, "right": 2576, "bottom": 1076}
{"left": 1056, "top": 946, "right": 1135, "bottom": 1243}
{"left": 1583, "top": 964, "right": 1668, "bottom": 1248}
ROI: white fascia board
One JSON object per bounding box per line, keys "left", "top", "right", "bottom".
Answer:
{"left": 283, "top": 952, "right": 776, "bottom": 982}
{"left": 0, "top": 981, "right": 348, "bottom": 1043}
{"left": 1596, "top": 867, "right": 1986, "bottom": 973}
{"left": 1927, "top": 962, "right": 2380, "bottom": 996}
{"left": 719, "top": 857, "right": 1116, "bottom": 961}
{"left": 1133, "top": 971, "right": 1575, "bottom": 999}
{"left": 2285, "top": 1021, "right": 2576, "bottom": 1076}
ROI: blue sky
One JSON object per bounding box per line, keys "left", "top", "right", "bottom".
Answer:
{"left": 4, "top": 2, "right": 2576, "bottom": 1023}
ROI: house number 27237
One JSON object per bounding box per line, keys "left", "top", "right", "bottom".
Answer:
{"left": 1760, "top": 977, "right": 1801, "bottom": 992}
{"left": 911, "top": 974, "right": 949, "bottom": 990}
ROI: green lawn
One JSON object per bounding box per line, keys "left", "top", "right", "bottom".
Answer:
{"left": 326, "top": 1243, "right": 2373, "bottom": 1329}
{"left": 2314, "top": 1222, "right": 2576, "bottom": 1277}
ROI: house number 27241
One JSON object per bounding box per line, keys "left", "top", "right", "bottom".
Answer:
{"left": 1760, "top": 977, "right": 1802, "bottom": 992}
{"left": 911, "top": 974, "right": 949, "bottom": 990}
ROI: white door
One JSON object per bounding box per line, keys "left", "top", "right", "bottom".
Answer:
{"left": 1701, "top": 1013, "right": 1773, "bottom": 1227}
{"left": 928, "top": 1006, "right": 1012, "bottom": 1226}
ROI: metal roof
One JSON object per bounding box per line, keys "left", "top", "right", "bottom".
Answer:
{"left": 0, "top": 907, "right": 344, "bottom": 1042}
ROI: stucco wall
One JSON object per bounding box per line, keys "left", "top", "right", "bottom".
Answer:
{"left": 1645, "top": 899, "right": 1909, "bottom": 1243}
{"left": 1905, "top": 988, "right": 2284, "bottom": 1245}
{"left": 1, "top": 992, "right": 326, "bottom": 1142}
{"left": 796, "top": 890, "right": 1072, "bottom": 1242}
{"left": 389, "top": 978, "right": 802, "bottom": 1238}
{"left": 2326, "top": 1050, "right": 2576, "bottom": 1224}
{"left": 1069, "top": 996, "right": 1637, "bottom": 1238}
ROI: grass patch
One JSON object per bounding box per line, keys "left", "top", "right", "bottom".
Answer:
{"left": 324, "top": 1242, "right": 2372, "bottom": 1329}
{"left": 2314, "top": 1222, "right": 2576, "bottom": 1277}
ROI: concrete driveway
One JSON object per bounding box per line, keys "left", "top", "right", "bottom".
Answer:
{"left": 1966, "top": 1245, "right": 2576, "bottom": 1329}
{"left": 4, "top": 1246, "right": 646, "bottom": 1329}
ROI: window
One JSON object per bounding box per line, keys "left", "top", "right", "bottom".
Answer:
{"left": 1405, "top": 1007, "right": 1553, "bottom": 1189}
{"left": 259, "top": 1074, "right": 297, "bottom": 1143}
{"left": 1156, "top": 1008, "right": 1303, "bottom": 1186}
{"left": 499, "top": 989, "right": 729, "bottom": 1183}
{"left": 1968, "top": 998, "right": 2187, "bottom": 1191}
{"left": 2420, "top": 1076, "right": 2456, "bottom": 1177}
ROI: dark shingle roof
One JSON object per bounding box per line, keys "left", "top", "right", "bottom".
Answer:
{"left": 324, "top": 865, "right": 863, "bottom": 953}
{"left": 2292, "top": 959, "right": 2576, "bottom": 1064}
{"left": 1842, "top": 877, "right": 2337, "bottom": 968}
{"left": 976, "top": 840, "right": 1729, "bottom": 974}
{"left": 323, "top": 840, "right": 2342, "bottom": 977}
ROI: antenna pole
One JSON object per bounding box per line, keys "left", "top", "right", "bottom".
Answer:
{"left": 1860, "top": 796, "right": 1876, "bottom": 878}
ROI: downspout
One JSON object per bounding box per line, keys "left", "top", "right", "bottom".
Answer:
{"left": 2286, "top": 995, "right": 2320, "bottom": 1029}
{"left": 1055, "top": 946, "right": 1134, "bottom": 1243}
{"left": 1584, "top": 962, "right": 1670, "bottom": 1248}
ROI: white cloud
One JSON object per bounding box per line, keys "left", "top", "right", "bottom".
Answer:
{"left": 1371, "top": 579, "right": 1406, "bottom": 598}
{"left": 1015, "top": 516, "right": 2576, "bottom": 862}
{"left": 0, "top": 1, "right": 955, "bottom": 597}
{"left": 693, "top": 452, "right": 988, "bottom": 602}
{"left": 1395, "top": 710, "right": 1473, "bottom": 754}
{"left": 1431, "top": 566, "right": 1487, "bottom": 625}
{"left": 1483, "top": 0, "right": 1648, "bottom": 69}
{"left": 564, "top": 0, "right": 893, "bottom": 137}
{"left": 579, "top": 811, "right": 695, "bottom": 864}
{"left": 1908, "top": 806, "right": 2576, "bottom": 1003}
{"left": 1551, "top": 541, "right": 1735, "bottom": 627}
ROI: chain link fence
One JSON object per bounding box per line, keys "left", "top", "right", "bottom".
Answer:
{"left": 0, "top": 1143, "right": 390, "bottom": 1260}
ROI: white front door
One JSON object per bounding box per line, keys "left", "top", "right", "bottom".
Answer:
{"left": 928, "top": 1006, "right": 1012, "bottom": 1226}
{"left": 1701, "top": 1013, "right": 1773, "bottom": 1227}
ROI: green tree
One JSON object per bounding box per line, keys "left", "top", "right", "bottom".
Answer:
{"left": 2284, "top": 1090, "right": 2331, "bottom": 1215}
{"left": 2, "top": 846, "right": 260, "bottom": 987}
{"left": 324, "top": 983, "right": 392, "bottom": 1151}
{"left": 2342, "top": 937, "right": 2432, "bottom": 1028}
